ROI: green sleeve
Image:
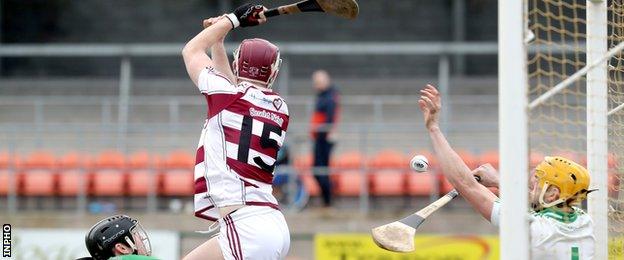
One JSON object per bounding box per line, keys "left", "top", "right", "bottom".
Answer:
{"left": 109, "top": 255, "right": 160, "bottom": 260}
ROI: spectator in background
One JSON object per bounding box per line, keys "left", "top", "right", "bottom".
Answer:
{"left": 310, "top": 70, "right": 340, "bottom": 209}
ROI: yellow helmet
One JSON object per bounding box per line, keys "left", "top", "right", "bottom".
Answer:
{"left": 534, "top": 156, "right": 590, "bottom": 208}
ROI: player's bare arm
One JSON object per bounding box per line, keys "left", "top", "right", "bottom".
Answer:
{"left": 182, "top": 4, "right": 267, "bottom": 86}
{"left": 182, "top": 18, "right": 231, "bottom": 86}
{"left": 203, "top": 15, "right": 240, "bottom": 83}
{"left": 418, "top": 84, "right": 498, "bottom": 221}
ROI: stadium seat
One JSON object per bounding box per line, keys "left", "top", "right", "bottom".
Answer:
{"left": 370, "top": 169, "right": 406, "bottom": 196}
{"left": 292, "top": 154, "right": 320, "bottom": 196}
{"left": 127, "top": 151, "right": 160, "bottom": 196}
{"left": 57, "top": 153, "right": 89, "bottom": 196}
{"left": 161, "top": 151, "right": 194, "bottom": 196}
{"left": 161, "top": 169, "right": 193, "bottom": 196}
{"left": 92, "top": 151, "right": 126, "bottom": 196}
{"left": 369, "top": 150, "right": 408, "bottom": 196}
{"left": 406, "top": 172, "right": 435, "bottom": 196}
{"left": 0, "top": 152, "right": 20, "bottom": 196}
{"left": 332, "top": 151, "right": 365, "bottom": 169}
{"left": 332, "top": 170, "right": 363, "bottom": 196}
{"left": 299, "top": 173, "right": 320, "bottom": 196}
{"left": 21, "top": 151, "right": 57, "bottom": 196}
{"left": 293, "top": 154, "right": 313, "bottom": 172}
{"left": 369, "top": 150, "right": 407, "bottom": 169}
{"left": 479, "top": 150, "right": 499, "bottom": 168}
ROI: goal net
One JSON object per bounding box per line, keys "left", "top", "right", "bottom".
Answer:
{"left": 526, "top": 0, "right": 623, "bottom": 258}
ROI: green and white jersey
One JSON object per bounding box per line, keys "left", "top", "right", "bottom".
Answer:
{"left": 109, "top": 255, "right": 159, "bottom": 260}
{"left": 491, "top": 201, "right": 595, "bottom": 259}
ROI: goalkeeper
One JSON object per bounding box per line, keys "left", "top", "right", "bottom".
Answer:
{"left": 417, "top": 84, "right": 595, "bottom": 259}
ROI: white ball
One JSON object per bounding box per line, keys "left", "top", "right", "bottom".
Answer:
{"left": 410, "top": 155, "right": 429, "bottom": 172}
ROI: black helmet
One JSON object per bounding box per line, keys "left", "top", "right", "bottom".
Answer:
{"left": 85, "top": 215, "right": 152, "bottom": 260}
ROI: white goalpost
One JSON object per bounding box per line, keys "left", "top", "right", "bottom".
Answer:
{"left": 498, "top": 0, "right": 530, "bottom": 259}
{"left": 501, "top": 0, "right": 622, "bottom": 258}
{"left": 586, "top": 1, "right": 609, "bottom": 258}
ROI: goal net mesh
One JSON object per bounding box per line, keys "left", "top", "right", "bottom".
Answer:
{"left": 527, "top": 0, "right": 623, "bottom": 257}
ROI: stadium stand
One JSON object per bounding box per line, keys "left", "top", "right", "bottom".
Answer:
{"left": 1, "top": 149, "right": 613, "bottom": 201}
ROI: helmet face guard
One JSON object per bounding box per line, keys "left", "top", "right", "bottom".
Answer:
{"left": 127, "top": 223, "right": 152, "bottom": 256}
{"left": 233, "top": 38, "right": 282, "bottom": 89}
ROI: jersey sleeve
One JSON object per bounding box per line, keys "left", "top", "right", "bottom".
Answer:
{"left": 197, "top": 67, "right": 236, "bottom": 94}
{"left": 490, "top": 199, "right": 501, "bottom": 227}
{"left": 197, "top": 67, "right": 241, "bottom": 118}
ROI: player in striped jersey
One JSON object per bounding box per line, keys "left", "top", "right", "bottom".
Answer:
{"left": 417, "top": 84, "right": 594, "bottom": 259}
{"left": 182, "top": 4, "right": 290, "bottom": 260}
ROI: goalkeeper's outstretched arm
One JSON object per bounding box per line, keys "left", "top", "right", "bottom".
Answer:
{"left": 418, "top": 84, "right": 499, "bottom": 222}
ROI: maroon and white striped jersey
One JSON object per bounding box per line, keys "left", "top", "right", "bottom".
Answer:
{"left": 194, "top": 67, "right": 289, "bottom": 222}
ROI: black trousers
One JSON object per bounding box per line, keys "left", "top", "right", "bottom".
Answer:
{"left": 313, "top": 137, "right": 334, "bottom": 206}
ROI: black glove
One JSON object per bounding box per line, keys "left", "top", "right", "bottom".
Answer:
{"left": 226, "top": 4, "right": 265, "bottom": 28}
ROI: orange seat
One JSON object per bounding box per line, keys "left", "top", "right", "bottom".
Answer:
{"left": 0, "top": 170, "right": 14, "bottom": 196}
{"left": 94, "top": 150, "right": 126, "bottom": 169}
{"left": 21, "top": 151, "right": 57, "bottom": 196}
{"left": 164, "top": 150, "right": 194, "bottom": 169}
{"left": 92, "top": 151, "right": 126, "bottom": 196}
{"left": 128, "top": 170, "right": 154, "bottom": 196}
{"left": 162, "top": 169, "right": 193, "bottom": 196}
{"left": 333, "top": 170, "right": 363, "bottom": 196}
{"left": 22, "top": 170, "right": 55, "bottom": 196}
{"left": 370, "top": 170, "right": 406, "bottom": 196}
{"left": 160, "top": 151, "right": 194, "bottom": 196}
{"left": 370, "top": 150, "right": 407, "bottom": 169}
{"left": 93, "top": 170, "right": 125, "bottom": 196}
{"left": 58, "top": 170, "right": 84, "bottom": 196}
{"left": 128, "top": 152, "right": 159, "bottom": 196}
{"left": 293, "top": 154, "right": 313, "bottom": 172}
{"left": 333, "top": 151, "right": 365, "bottom": 169}
{"left": 58, "top": 153, "right": 90, "bottom": 196}
{"left": 406, "top": 173, "right": 434, "bottom": 196}
{"left": 479, "top": 150, "right": 499, "bottom": 168}
{"left": 300, "top": 173, "right": 320, "bottom": 196}
{"left": 0, "top": 153, "right": 20, "bottom": 195}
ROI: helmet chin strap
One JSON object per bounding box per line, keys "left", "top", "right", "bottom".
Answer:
{"left": 538, "top": 183, "right": 565, "bottom": 208}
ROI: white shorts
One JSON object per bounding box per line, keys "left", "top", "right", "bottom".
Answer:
{"left": 218, "top": 206, "right": 290, "bottom": 260}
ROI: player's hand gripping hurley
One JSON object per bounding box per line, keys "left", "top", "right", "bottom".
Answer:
{"left": 204, "top": 0, "right": 358, "bottom": 29}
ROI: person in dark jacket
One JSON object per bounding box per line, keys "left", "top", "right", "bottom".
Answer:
{"left": 310, "top": 70, "right": 340, "bottom": 208}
